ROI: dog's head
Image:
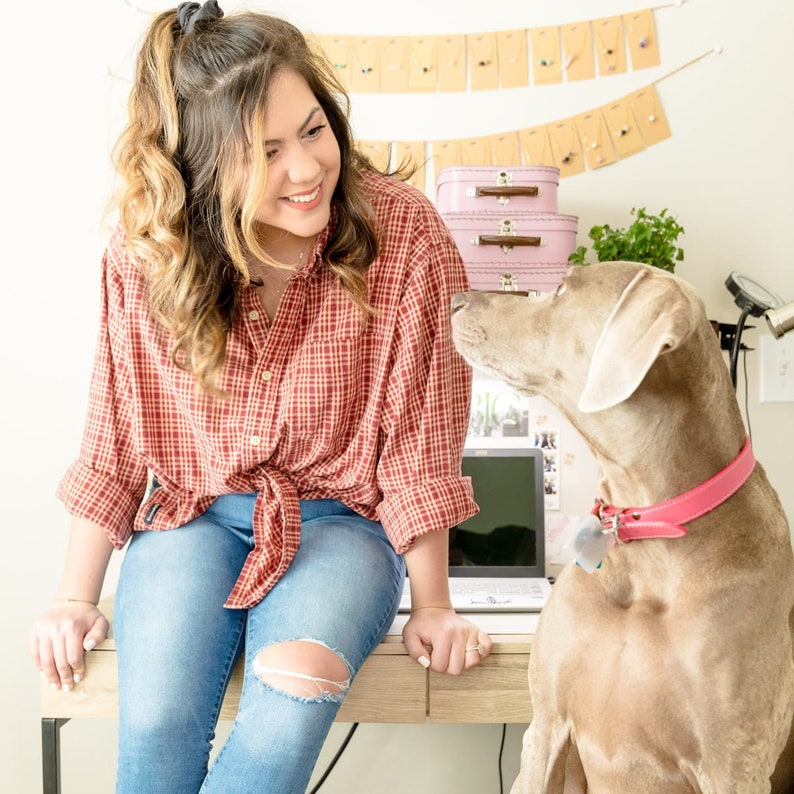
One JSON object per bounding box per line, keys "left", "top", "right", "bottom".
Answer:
{"left": 451, "top": 261, "right": 710, "bottom": 414}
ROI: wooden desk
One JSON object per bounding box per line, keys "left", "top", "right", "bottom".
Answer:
{"left": 40, "top": 601, "right": 535, "bottom": 793}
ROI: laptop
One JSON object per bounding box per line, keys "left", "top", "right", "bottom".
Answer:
{"left": 399, "top": 446, "right": 552, "bottom": 613}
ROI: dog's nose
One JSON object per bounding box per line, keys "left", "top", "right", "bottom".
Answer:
{"left": 451, "top": 293, "right": 467, "bottom": 314}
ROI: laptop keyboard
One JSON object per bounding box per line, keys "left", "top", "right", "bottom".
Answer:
{"left": 399, "top": 577, "right": 551, "bottom": 613}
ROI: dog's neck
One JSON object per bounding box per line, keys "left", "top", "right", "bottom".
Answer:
{"left": 592, "top": 435, "right": 755, "bottom": 543}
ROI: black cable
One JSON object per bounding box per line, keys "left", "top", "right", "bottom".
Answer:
{"left": 307, "top": 722, "right": 359, "bottom": 793}
{"left": 729, "top": 305, "right": 752, "bottom": 389}
{"left": 742, "top": 347, "right": 752, "bottom": 442}
{"left": 498, "top": 723, "right": 507, "bottom": 793}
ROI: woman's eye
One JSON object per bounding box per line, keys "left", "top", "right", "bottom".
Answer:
{"left": 265, "top": 148, "right": 277, "bottom": 161}
{"left": 305, "top": 123, "right": 326, "bottom": 139}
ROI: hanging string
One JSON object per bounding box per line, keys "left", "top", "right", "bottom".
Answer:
{"left": 652, "top": 45, "right": 723, "bottom": 86}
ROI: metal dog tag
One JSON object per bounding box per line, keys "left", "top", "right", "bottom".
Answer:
{"left": 571, "top": 514, "right": 616, "bottom": 573}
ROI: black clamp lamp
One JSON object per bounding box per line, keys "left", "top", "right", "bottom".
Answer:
{"left": 725, "top": 272, "right": 787, "bottom": 389}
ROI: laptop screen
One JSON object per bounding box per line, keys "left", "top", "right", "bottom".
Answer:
{"left": 450, "top": 447, "right": 546, "bottom": 578}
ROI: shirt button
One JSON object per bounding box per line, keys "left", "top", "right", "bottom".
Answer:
{"left": 249, "top": 310, "right": 260, "bottom": 320}
{"left": 261, "top": 370, "right": 272, "bottom": 381}
{"left": 250, "top": 435, "right": 261, "bottom": 446}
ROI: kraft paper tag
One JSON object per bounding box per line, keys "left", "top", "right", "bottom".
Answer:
{"left": 593, "top": 16, "right": 627, "bottom": 76}
{"left": 530, "top": 26, "right": 563, "bottom": 85}
{"left": 623, "top": 9, "right": 661, "bottom": 70}
{"left": 313, "top": 34, "right": 353, "bottom": 91}
{"left": 497, "top": 29, "right": 529, "bottom": 88}
{"left": 518, "top": 125, "right": 555, "bottom": 166}
{"left": 431, "top": 139, "right": 464, "bottom": 172}
{"left": 356, "top": 140, "right": 392, "bottom": 172}
{"left": 350, "top": 37, "right": 381, "bottom": 93}
{"left": 575, "top": 109, "right": 617, "bottom": 169}
{"left": 468, "top": 32, "right": 499, "bottom": 91}
{"left": 379, "top": 36, "right": 410, "bottom": 93}
{"left": 560, "top": 21, "right": 595, "bottom": 82}
{"left": 408, "top": 36, "right": 438, "bottom": 92}
{"left": 460, "top": 136, "right": 492, "bottom": 165}
{"left": 548, "top": 118, "right": 585, "bottom": 177}
{"left": 601, "top": 98, "right": 646, "bottom": 157}
{"left": 628, "top": 85, "right": 671, "bottom": 146}
{"left": 436, "top": 34, "right": 467, "bottom": 92}
{"left": 488, "top": 132, "right": 522, "bottom": 166}
{"left": 395, "top": 141, "right": 428, "bottom": 193}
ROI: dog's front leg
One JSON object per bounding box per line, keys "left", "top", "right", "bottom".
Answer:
{"left": 511, "top": 720, "right": 585, "bottom": 794}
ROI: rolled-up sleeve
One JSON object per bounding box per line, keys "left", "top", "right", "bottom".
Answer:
{"left": 56, "top": 235, "right": 148, "bottom": 548}
{"left": 375, "top": 224, "right": 477, "bottom": 552}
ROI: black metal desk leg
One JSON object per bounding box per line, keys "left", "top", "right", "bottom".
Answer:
{"left": 42, "top": 718, "right": 69, "bottom": 794}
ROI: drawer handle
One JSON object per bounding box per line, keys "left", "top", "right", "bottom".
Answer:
{"left": 466, "top": 185, "right": 540, "bottom": 198}
{"left": 472, "top": 234, "right": 543, "bottom": 248}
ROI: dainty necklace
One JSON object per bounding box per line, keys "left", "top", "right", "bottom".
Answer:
{"left": 626, "top": 11, "right": 653, "bottom": 50}
{"left": 562, "top": 22, "right": 590, "bottom": 70}
{"left": 410, "top": 37, "right": 436, "bottom": 75}
{"left": 533, "top": 29, "right": 558, "bottom": 69}
{"left": 551, "top": 121, "right": 578, "bottom": 166}
{"left": 597, "top": 18, "right": 622, "bottom": 73}
{"left": 470, "top": 34, "right": 495, "bottom": 68}
{"left": 382, "top": 38, "right": 406, "bottom": 71}
{"left": 499, "top": 30, "right": 526, "bottom": 65}
{"left": 438, "top": 35, "right": 464, "bottom": 68}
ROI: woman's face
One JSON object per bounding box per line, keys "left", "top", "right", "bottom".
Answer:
{"left": 253, "top": 69, "right": 341, "bottom": 250}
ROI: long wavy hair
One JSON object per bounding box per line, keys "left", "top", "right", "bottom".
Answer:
{"left": 111, "top": 8, "right": 382, "bottom": 394}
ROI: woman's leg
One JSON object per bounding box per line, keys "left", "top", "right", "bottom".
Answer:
{"left": 114, "top": 494, "right": 255, "bottom": 794}
{"left": 201, "top": 500, "right": 405, "bottom": 794}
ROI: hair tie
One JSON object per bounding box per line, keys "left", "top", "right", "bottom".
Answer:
{"left": 176, "top": 0, "right": 224, "bottom": 35}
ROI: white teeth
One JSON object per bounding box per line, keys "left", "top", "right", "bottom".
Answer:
{"left": 285, "top": 186, "right": 320, "bottom": 203}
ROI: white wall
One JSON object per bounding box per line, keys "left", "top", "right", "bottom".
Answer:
{"left": 4, "top": 1, "right": 793, "bottom": 792}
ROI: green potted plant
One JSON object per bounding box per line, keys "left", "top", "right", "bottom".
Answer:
{"left": 568, "top": 206, "right": 685, "bottom": 273}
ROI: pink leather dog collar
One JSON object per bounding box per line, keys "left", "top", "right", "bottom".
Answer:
{"left": 593, "top": 436, "right": 755, "bottom": 542}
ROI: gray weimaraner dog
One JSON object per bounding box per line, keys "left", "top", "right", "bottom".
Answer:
{"left": 451, "top": 261, "right": 794, "bottom": 793}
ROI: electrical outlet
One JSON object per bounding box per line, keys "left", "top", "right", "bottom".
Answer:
{"left": 759, "top": 335, "right": 794, "bottom": 402}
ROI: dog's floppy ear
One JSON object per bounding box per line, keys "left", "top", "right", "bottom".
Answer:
{"left": 578, "top": 269, "right": 697, "bottom": 413}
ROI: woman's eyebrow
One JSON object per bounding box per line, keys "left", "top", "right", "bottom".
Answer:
{"left": 264, "top": 107, "right": 322, "bottom": 146}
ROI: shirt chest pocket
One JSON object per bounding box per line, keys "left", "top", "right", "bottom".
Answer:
{"left": 280, "top": 337, "right": 369, "bottom": 450}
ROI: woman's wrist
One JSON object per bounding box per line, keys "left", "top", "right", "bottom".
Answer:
{"left": 54, "top": 597, "right": 99, "bottom": 607}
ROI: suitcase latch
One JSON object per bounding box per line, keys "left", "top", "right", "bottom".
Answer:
{"left": 499, "top": 273, "right": 519, "bottom": 291}
{"left": 498, "top": 218, "right": 516, "bottom": 253}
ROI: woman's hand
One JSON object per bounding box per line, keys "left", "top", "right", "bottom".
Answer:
{"left": 402, "top": 606, "right": 492, "bottom": 675}
{"left": 30, "top": 601, "right": 109, "bottom": 691}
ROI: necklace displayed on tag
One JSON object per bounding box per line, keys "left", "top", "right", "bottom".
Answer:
{"left": 597, "top": 19, "right": 621, "bottom": 73}
{"left": 562, "top": 23, "right": 589, "bottom": 70}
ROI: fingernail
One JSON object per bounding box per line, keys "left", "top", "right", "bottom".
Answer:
{"left": 417, "top": 655, "right": 431, "bottom": 668}
{"left": 62, "top": 684, "right": 72, "bottom": 692}
{"left": 83, "top": 638, "right": 96, "bottom": 651}
{"left": 74, "top": 673, "right": 83, "bottom": 683}
{"left": 50, "top": 683, "right": 59, "bottom": 691}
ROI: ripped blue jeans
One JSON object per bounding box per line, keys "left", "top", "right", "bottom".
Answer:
{"left": 114, "top": 495, "right": 405, "bottom": 794}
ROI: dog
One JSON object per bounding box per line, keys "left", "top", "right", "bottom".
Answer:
{"left": 450, "top": 261, "right": 794, "bottom": 793}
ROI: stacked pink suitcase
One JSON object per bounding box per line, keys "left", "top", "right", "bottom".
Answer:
{"left": 436, "top": 165, "right": 577, "bottom": 293}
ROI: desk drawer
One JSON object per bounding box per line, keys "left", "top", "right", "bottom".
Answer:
{"left": 428, "top": 652, "right": 532, "bottom": 723}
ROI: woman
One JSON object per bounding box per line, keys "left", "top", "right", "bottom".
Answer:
{"left": 30, "top": 3, "right": 491, "bottom": 792}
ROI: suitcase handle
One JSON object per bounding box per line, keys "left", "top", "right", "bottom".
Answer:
{"left": 473, "top": 234, "right": 543, "bottom": 247}
{"left": 468, "top": 185, "right": 540, "bottom": 198}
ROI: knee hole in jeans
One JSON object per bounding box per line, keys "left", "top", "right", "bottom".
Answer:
{"left": 252, "top": 640, "right": 351, "bottom": 702}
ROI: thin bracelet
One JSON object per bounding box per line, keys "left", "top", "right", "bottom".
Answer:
{"left": 55, "top": 598, "right": 99, "bottom": 607}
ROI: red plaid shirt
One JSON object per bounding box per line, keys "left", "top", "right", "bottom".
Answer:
{"left": 58, "top": 172, "right": 476, "bottom": 608}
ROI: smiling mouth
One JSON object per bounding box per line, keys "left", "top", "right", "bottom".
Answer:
{"left": 283, "top": 184, "right": 321, "bottom": 204}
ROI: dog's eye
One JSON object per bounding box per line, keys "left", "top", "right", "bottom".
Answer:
{"left": 555, "top": 282, "right": 568, "bottom": 297}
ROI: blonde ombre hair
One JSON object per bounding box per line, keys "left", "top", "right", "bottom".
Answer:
{"left": 111, "top": 8, "right": 380, "bottom": 394}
